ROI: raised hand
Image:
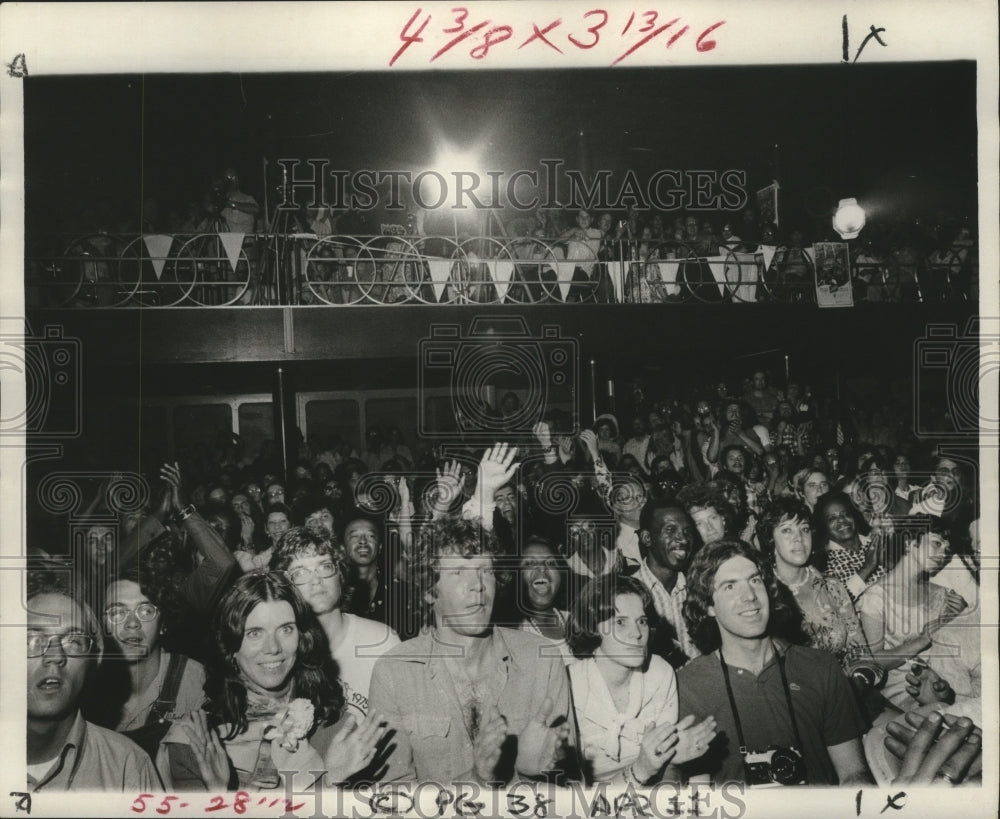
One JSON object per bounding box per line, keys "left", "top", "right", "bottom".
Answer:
{"left": 177, "top": 710, "right": 230, "bottom": 792}
{"left": 473, "top": 705, "right": 508, "bottom": 783}
{"left": 632, "top": 721, "right": 679, "bottom": 783}
{"left": 239, "top": 513, "right": 255, "bottom": 547}
{"left": 578, "top": 429, "right": 600, "bottom": 460}
{"left": 151, "top": 481, "right": 173, "bottom": 522}
{"left": 672, "top": 714, "right": 718, "bottom": 764}
{"left": 159, "top": 461, "right": 187, "bottom": 514}
{"left": 432, "top": 460, "right": 464, "bottom": 516}
{"left": 515, "top": 697, "right": 571, "bottom": 777}
{"left": 323, "top": 712, "right": 387, "bottom": 786}
{"left": 886, "top": 710, "right": 981, "bottom": 785}
{"left": 860, "top": 535, "right": 886, "bottom": 579}
{"left": 533, "top": 421, "right": 553, "bottom": 451}
{"left": 477, "top": 443, "right": 519, "bottom": 502}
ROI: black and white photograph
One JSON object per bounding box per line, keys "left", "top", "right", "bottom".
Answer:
{"left": 1, "top": 3, "right": 997, "bottom": 818}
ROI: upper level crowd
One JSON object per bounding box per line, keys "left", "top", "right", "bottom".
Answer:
{"left": 26, "top": 170, "right": 978, "bottom": 306}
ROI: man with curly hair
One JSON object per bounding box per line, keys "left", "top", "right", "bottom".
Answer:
{"left": 369, "top": 444, "right": 578, "bottom": 785}
{"left": 670, "top": 540, "right": 873, "bottom": 787}
{"left": 271, "top": 528, "right": 399, "bottom": 733}
{"left": 677, "top": 482, "right": 737, "bottom": 546}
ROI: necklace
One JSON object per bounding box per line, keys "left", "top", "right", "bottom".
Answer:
{"left": 784, "top": 566, "right": 812, "bottom": 593}
{"left": 527, "top": 609, "right": 566, "bottom": 635}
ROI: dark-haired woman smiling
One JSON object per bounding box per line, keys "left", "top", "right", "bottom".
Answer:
{"left": 757, "top": 497, "right": 875, "bottom": 675}
{"left": 161, "top": 571, "right": 384, "bottom": 791}
{"left": 814, "top": 491, "right": 884, "bottom": 601}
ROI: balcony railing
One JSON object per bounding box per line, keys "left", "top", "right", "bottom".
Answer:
{"left": 24, "top": 231, "right": 974, "bottom": 308}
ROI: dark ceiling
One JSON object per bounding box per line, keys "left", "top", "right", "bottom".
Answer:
{"left": 25, "top": 61, "right": 978, "bottom": 228}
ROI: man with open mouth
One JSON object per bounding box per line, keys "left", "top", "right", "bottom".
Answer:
{"left": 26, "top": 579, "right": 161, "bottom": 792}
{"left": 635, "top": 498, "right": 702, "bottom": 668}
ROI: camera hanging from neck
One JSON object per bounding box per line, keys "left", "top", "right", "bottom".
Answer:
{"left": 718, "top": 641, "right": 808, "bottom": 785}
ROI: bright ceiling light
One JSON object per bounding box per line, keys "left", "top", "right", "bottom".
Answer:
{"left": 832, "top": 197, "right": 866, "bottom": 240}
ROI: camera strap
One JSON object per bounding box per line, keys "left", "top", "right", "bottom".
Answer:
{"left": 719, "top": 643, "right": 805, "bottom": 758}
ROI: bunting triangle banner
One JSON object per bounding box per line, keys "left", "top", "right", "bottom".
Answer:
{"left": 218, "top": 232, "right": 246, "bottom": 272}
{"left": 656, "top": 260, "right": 681, "bottom": 298}
{"left": 758, "top": 244, "right": 777, "bottom": 272}
{"left": 705, "top": 255, "right": 728, "bottom": 298}
{"left": 488, "top": 259, "right": 514, "bottom": 302}
{"left": 554, "top": 260, "right": 577, "bottom": 301}
{"left": 426, "top": 259, "right": 452, "bottom": 302}
{"left": 607, "top": 261, "right": 626, "bottom": 303}
{"left": 726, "top": 252, "right": 760, "bottom": 303}
{"left": 141, "top": 234, "right": 174, "bottom": 281}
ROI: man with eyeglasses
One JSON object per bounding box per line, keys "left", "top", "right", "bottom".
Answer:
{"left": 26, "top": 579, "right": 161, "bottom": 791}
{"left": 270, "top": 527, "right": 399, "bottom": 757}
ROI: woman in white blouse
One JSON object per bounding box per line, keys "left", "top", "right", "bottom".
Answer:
{"left": 566, "top": 575, "right": 716, "bottom": 785}
{"left": 857, "top": 516, "right": 967, "bottom": 707}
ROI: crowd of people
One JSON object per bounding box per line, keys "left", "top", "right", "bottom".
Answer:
{"left": 26, "top": 367, "right": 984, "bottom": 794}
{"left": 29, "top": 173, "right": 977, "bottom": 306}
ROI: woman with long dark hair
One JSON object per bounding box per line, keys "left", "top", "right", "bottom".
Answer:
{"left": 161, "top": 571, "right": 383, "bottom": 791}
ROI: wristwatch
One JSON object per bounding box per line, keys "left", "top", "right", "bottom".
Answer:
{"left": 176, "top": 503, "right": 196, "bottom": 522}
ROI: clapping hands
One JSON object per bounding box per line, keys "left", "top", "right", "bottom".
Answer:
{"left": 515, "top": 697, "right": 571, "bottom": 777}
{"left": 672, "top": 714, "right": 718, "bottom": 765}
{"left": 177, "top": 710, "right": 230, "bottom": 792}
{"left": 886, "top": 710, "right": 981, "bottom": 785}
{"left": 905, "top": 663, "right": 955, "bottom": 706}
{"left": 324, "top": 712, "right": 387, "bottom": 786}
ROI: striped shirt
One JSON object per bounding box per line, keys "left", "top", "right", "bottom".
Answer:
{"left": 636, "top": 560, "right": 700, "bottom": 662}
{"left": 823, "top": 536, "right": 884, "bottom": 600}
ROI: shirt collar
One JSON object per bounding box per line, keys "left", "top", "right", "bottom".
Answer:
{"left": 28, "top": 711, "right": 87, "bottom": 791}
{"left": 423, "top": 627, "right": 516, "bottom": 674}
{"left": 65, "top": 710, "right": 87, "bottom": 749}
{"left": 640, "top": 559, "right": 686, "bottom": 592}
{"left": 827, "top": 533, "right": 871, "bottom": 552}
{"left": 717, "top": 638, "right": 789, "bottom": 674}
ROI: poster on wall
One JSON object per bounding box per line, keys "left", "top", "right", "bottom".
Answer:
{"left": 813, "top": 241, "right": 854, "bottom": 308}
{"left": 756, "top": 181, "right": 780, "bottom": 228}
